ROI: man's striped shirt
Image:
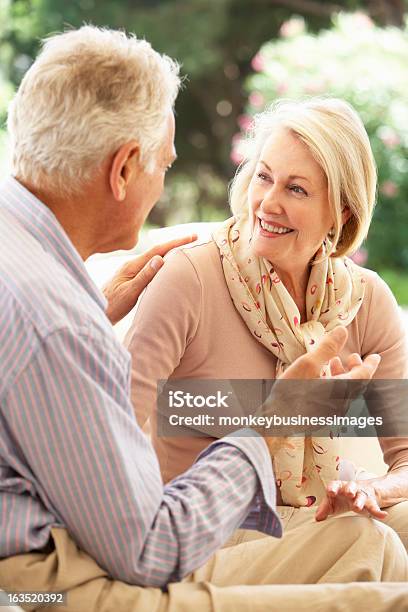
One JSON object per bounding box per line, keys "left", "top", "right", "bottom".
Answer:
{"left": 0, "top": 176, "right": 281, "bottom": 587}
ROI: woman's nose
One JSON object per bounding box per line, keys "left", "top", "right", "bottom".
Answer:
{"left": 261, "top": 187, "right": 284, "bottom": 215}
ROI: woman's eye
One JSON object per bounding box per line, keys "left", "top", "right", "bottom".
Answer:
{"left": 256, "top": 172, "right": 270, "bottom": 181}
{"left": 289, "top": 184, "right": 307, "bottom": 196}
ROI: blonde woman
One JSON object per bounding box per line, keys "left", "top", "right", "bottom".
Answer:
{"left": 125, "top": 97, "right": 408, "bottom": 550}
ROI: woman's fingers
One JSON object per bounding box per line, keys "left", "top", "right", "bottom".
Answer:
{"left": 342, "top": 481, "right": 359, "bottom": 499}
{"left": 325, "top": 480, "right": 344, "bottom": 497}
{"left": 326, "top": 480, "right": 357, "bottom": 499}
{"left": 351, "top": 489, "right": 388, "bottom": 519}
{"left": 351, "top": 489, "right": 370, "bottom": 512}
{"left": 317, "top": 480, "right": 388, "bottom": 521}
{"left": 362, "top": 497, "right": 388, "bottom": 519}
{"left": 315, "top": 496, "right": 333, "bottom": 521}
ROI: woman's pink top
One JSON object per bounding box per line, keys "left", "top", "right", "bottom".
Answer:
{"left": 124, "top": 240, "right": 408, "bottom": 494}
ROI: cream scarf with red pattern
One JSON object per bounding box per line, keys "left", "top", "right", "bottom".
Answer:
{"left": 213, "top": 215, "right": 365, "bottom": 506}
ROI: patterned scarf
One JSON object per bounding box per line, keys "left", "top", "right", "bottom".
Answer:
{"left": 213, "top": 214, "right": 365, "bottom": 506}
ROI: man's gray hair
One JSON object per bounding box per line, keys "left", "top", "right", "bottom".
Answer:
{"left": 7, "top": 26, "right": 181, "bottom": 196}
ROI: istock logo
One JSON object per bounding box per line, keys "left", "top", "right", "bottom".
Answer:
{"left": 168, "top": 390, "right": 232, "bottom": 408}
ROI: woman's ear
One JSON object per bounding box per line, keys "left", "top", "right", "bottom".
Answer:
{"left": 341, "top": 206, "right": 351, "bottom": 225}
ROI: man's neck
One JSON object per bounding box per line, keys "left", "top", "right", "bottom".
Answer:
{"left": 16, "top": 177, "right": 98, "bottom": 260}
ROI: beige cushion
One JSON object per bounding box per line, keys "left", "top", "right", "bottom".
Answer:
{"left": 343, "top": 437, "right": 387, "bottom": 476}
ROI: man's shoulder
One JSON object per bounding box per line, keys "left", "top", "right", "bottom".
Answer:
{"left": 0, "top": 207, "right": 108, "bottom": 339}
{"left": 0, "top": 268, "right": 123, "bottom": 402}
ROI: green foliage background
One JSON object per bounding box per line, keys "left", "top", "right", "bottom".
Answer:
{"left": 0, "top": 0, "right": 390, "bottom": 219}
{"left": 0, "top": 0, "right": 407, "bottom": 300}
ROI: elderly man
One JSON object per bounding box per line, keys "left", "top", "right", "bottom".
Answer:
{"left": 0, "top": 26, "right": 407, "bottom": 612}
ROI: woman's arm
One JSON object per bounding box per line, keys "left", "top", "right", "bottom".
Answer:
{"left": 362, "top": 272, "right": 408, "bottom": 477}
{"left": 123, "top": 248, "right": 201, "bottom": 429}
{"left": 317, "top": 271, "right": 408, "bottom": 519}
{"left": 360, "top": 271, "right": 408, "bottom": 379}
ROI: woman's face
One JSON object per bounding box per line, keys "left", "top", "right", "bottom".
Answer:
{"left": 248, "top": 127, "right": 334, "bottom": 272}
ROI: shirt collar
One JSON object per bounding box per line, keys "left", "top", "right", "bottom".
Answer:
{"left": 0, "top": 175, "right": 107, "bottom": 312}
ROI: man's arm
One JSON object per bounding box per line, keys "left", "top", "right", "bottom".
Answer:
{"left": 3, "top": 326, "right": 279, "bottom": 587}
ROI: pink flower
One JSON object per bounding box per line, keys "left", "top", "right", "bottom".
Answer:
{"left": 353, "top": 12, "right": 374, "bottom": 30}
{"left": 280, "top": 17, "right": 305, "bottom": 39}
{"left": 249, "top": 91, "right": 265, "bottom": 108}
{"left": 237, "top": 114, "right": 253, "bottom": 131}
{"left": 230, "top": 146, "right": 244, "bottom": 165}
{"left": 380, "top": 181, "right": 398, "bottom": 197}
{"left": 251, "top": 53, "right": 266, "bottom": 72}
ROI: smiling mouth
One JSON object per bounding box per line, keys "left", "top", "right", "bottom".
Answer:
{"left": 259, "top": 219, "right": 295, "bottom": 235}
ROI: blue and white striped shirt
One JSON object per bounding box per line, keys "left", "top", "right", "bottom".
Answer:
{"left": 0, "top": 176, "right": 281, "bottom": 587}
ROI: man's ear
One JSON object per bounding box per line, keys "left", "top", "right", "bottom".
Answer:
{"left": 109, "top": 140, "right": 140, "bottom": 202}
{"left": 341, "top": 205, "right": 351, "bottom": 225}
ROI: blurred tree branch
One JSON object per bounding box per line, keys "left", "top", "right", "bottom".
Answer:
{"left": 268, "top": 0, "right": 406, "bottom": 23}
{"left": 365, "top": 0, "right": 406, "bottom": 26}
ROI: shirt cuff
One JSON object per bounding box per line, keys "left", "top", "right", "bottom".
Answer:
{"left": 196, "top": 428, "right": 282, "bottom": 538}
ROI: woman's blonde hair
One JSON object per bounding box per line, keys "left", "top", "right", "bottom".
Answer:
{"left": 7, "top": 26, "right": 180, "bottom": 196}
{"left": 230, "top": 97, "right": 377, "bottom": 258}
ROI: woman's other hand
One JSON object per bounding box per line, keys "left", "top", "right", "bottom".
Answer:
{"left": 315, "top": 479, "right": 387, "bottom": 521}
{"left": 316, "top": 466, "right": 408, "bottom": 521}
